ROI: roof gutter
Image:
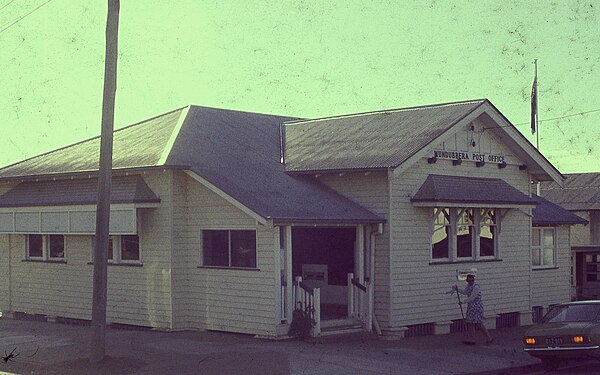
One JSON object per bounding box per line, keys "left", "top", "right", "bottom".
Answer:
{"left": 0, "top": 165, "right": 191, "bottom": 183}
{"left": 285, "top": 167, "right": 389, "bottom": 176}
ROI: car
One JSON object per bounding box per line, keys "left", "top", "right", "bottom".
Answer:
{"left": 523, "top": 301, "right": 600, "bottom": 370}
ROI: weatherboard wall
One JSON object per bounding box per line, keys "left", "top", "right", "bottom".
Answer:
{"left": 388, "top": 121, "right": 535, "bottom": 328}
{"left": 170, "top": 171, "right": 278, "bottom": 335}
{"left": 0, "top": 172, "right": 173, "bottom": 328}
{"left": 531, "top": 225, "right": 571, "bottom": 308}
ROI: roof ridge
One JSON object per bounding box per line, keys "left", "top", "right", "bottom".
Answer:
{"left": 284, "top": 99, "right": 487, "bottom": 126}
{"left": 189, "top": 104, "right": 301, "bottom": 120}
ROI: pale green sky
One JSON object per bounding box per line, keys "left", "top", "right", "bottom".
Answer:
{"left": 1, "top": 0, "right": 599, "bottom": 173}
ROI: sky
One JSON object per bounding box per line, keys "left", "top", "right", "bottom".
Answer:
{"left": 1, "top": 0, "right": 599, "bottom": 173}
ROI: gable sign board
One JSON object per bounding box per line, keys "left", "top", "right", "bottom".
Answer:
{"left": 434, "top": 150, "right": 505, "bottom": 164}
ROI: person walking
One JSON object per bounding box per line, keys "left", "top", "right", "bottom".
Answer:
{"left": 452, "top": 274, "right": 494, "bottom": 345}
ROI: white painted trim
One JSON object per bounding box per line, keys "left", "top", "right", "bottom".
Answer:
{"left": 479, "top": 102, "right": 564, "bottom": 186}
{"left": 285, "top": 225, "right": 293, "bottom": 323}
{"left": 157, "top": 105, "right": 192, "bottom": 165}
{"left": 391, "top": 102, "right": 564, "bottom": 186}
{"left": 184, "top": 170, "right": 267, "bottom": 225}
{"left": 412, "top": 202, "right": 536, "bottom": 209}
{"left": 0, "top": 203, "right": 155, "bottom": 213}
{"left": 274, "top": 228, "right": 282, "bottom": 322}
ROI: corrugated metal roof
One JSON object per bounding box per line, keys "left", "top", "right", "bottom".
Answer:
{"left": 0, "top": 176, "right": 160, "bottom": 207}
{"left": 166, "top": 106, "right": 384, "bottom": 223}
{"left": 541, "top": 173, "right": 600, "bottom": 210}
{"left": 0, "top": 108, "right": 185, "bottom": 179}
{"left": 284, "top": 100, "right": 485, "bottom": 172}
{"left": 0, "top": 106, "right": 384, "bottom": 223}
{"left": 532, "top": 194, "right": 588, "bottom": 226}
{"left": 411, "top": 174, "right": 535, "bottom": 206}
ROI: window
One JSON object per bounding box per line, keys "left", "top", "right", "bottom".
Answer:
{"left": 432, "top": 208, "right": 450, "bottom": 259}
{"left": 532, "top": 228, "right": 555, "bottom": 267}
{"left": 431, "top": 208, "right": 499, "bottom": 262}
{"left": 456, "top": 209, "right": 474, "bottom": 258}
{"left": 202, "top": 230, "right": 257, "bottom": 268}
{"left": 26, "top": 234, "right": 65, "bottom": 261}
{"left": 479, "top": 209, "right": 497, "bottom": 258}
{"left": 92, "top": 235, "right": 140, "bottom": 264}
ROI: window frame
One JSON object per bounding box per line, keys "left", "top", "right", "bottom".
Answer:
{"left": 25, "top": 234, "right": 66, "bottom": 262}
{"left": 91, "top": 235, "right": 142, "bottom": 265}
{"left": 200, "top": 229, "right": 258, "bottom": 269}
{"left": 532, "top": 227, "right": 556, "bottom": 268}
{"left": 430, "top": 207, "right": 500, "bottom": 263}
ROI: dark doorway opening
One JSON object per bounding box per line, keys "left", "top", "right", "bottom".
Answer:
{"left": 292, "top": 227, "right": 355, "bottom": 320}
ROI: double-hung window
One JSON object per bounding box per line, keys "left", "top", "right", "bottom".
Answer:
{"left": 92, "top": 235, "right": 141, "bottom": 264}
{"left": 202, "top": 229, "right": 257, "bottom": 268}
{"left": 26, "top": 234, "right": 65, "bottom": 261}
{"left": 532, "top": 228, "right": 555, "bottom": 268}
{"left": 432, "top": 208, "right": 451, "bottom": 260}
{"left": 431, "top": 208, "right": 499, "bottom": 262}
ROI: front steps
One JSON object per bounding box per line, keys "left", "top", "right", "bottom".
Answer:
{"left": 319, "top": 318, "right": 363, "bottom": 337}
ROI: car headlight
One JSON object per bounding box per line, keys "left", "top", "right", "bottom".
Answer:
{"left": 524, "top": 337, "right": 536, "bottom": 345}
{"left": 572, "top": 336, "right": 587, "bottom": 343}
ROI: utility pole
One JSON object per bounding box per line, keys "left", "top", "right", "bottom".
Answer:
{"left": 91, "top": 0, "right": 120, "bottom": 364}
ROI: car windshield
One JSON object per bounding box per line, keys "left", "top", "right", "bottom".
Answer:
{"left": 543, "top": 304, "right": 600, "bottom": 323}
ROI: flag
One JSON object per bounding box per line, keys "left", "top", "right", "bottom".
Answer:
{"left": 531, "top": 72, "right": 538, "bottom": 134}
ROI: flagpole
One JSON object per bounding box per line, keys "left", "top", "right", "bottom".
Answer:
{"left": 532, "top": 59, "right": 540, "bottom": 196}
{"left": 534, "top": 59, "right": 539, "bottom": 151}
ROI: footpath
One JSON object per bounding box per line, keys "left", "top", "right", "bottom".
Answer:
{"left": 0, "top": 317, "right": 541, "bottom": 375}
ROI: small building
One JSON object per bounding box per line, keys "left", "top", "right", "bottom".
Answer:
{"left": 0, "top": 100, "right": 581, "bottom": 337}
{"left": 541, "top": 173, "right": 600, "bottom": 300}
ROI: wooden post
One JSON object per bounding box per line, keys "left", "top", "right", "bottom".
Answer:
{"left": 313, "top": 288, "right": 321, "bottom": 336}
{"left": 347, "top": 273, "right": 354, "bottom": 318}
{"left": 285, "top": 226, "right": 293, "bottom": 321}
{"left": 90, "top": 0, "right": 119, "bottom": 364}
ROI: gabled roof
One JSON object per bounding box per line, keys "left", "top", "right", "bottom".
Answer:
{"left": 283, "top": 99, "right": 563, "bottom": 185}
{"left": 411, "top": 174, "right": 536, "bottom": 206}
{"left": 0, "top": 106, "right": 384, "bottom": 224}
{"left": 0, "top": 176, "right": 160, "bottom": 207}
{"left": 284, "top": 100, "right": 485, "bottom": 172}
{"left": 532, "top": 194, "right": 588, "bottom": 226}
{"left": 541, "top": 173, "right": 600, "bottom": 210}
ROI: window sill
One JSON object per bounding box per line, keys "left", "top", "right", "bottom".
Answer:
{"left": 198, "top": 265, "right": 260, "bottom": 271}
{"left": 22, "top": 259, "right": 66, "bottom": 264}
{"left": 532, "top": 266, "right": 558, "bottom": 271}
{"left": 87, "top": 262, "right": 143, "bottom": 267}
{"left": 429, "top": 258, "right": 503, "bottom": 265}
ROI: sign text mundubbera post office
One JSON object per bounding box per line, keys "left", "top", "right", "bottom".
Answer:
{"left": 433, "top": 150, "right": 505, "bottom": 164}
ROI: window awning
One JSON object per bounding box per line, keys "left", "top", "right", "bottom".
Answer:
{"left": 0, "top": 175, "right": 160, "bottom": 207}
{"left": 0, "top": 176, "right": 159, "bottom": 235}
{"left": 411, "top": 174, "right": 536, "bottom": 208}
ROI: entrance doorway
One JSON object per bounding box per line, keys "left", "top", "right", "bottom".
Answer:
{"left": 292, "top": 227, "right": 355, "bottom": 320}
{"left": 574, "top": 248, "right": 600, "bottom": 300}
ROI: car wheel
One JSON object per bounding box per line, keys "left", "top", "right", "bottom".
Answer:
{"left": 541, "top": 358, "right": 560, "bottom": 371}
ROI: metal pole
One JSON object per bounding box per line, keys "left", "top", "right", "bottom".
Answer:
{"left": 90, "top": 0, "right": 119, "bottom": 364}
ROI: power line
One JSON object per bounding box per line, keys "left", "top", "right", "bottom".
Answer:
{"left": 0, "top": 0, "right": 53, "bottom": 35}
{"left": 0, "top": 0, "right": 18, "bottom": 13}
{"left": 514, "top": 108, "right": 600, "bottom": 126}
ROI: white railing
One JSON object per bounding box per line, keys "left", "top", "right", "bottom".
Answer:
{"left": 348, "top": 273, "right": 369, "bottom": 328}
{"left": 292, "top": 276, "right": 321, "bottom": 336}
